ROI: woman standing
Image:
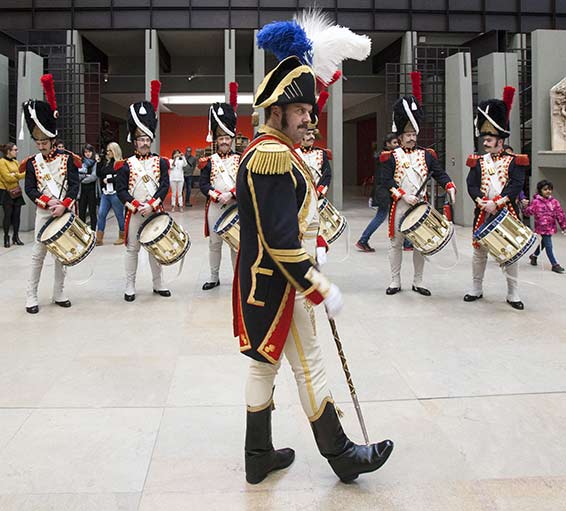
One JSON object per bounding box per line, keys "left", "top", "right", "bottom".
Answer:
{"left": 0, "top": 143, "right": 25, "bottom": 248}
{"left": 78, "top": 144, "right": 98, "bottom": 231}
{"left": 169, "top": 149, "right": 185, "bottom": 212}
{"left": 96, "top": 142, "right": 125, "bottom": 245}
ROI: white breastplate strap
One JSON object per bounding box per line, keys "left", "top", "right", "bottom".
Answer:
{"left": 129, "top": 156, "right": 158, "bottom": 201}
{"left": 35, "top": 153, "right": 64, "bottom": 198}
{"left": 483, "top": 153, "right": 504, "bottom": 198}
{"left": 211, "top": 153, "right": 236, "bottom": 191}
{"left": 395, "top": 148, "right": 424, "bottom": 195}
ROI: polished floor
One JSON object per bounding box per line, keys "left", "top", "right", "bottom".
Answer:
{"left": 1, "top": 190, "right": 566, "bottom": 510}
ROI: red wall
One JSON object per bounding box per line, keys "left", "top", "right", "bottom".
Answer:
{"left": 160, "top": 112, "right": 328, "bottom": 158}
{"left": 356, "top": 116, "right": 377, "bottom": 185}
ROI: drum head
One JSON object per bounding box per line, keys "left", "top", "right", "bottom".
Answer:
{"left": 139, "top": 214, "right": 170, "bottom": 244}
{"left": 400, "top": 203, "right": 429, "bottom": 232}
{"left": 39, "top": 211, "right": 72, "bottom": 242}
{"left": 214, "top": 204, "right": 238, "bottom": 235}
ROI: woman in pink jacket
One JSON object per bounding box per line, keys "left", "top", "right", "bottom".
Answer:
{"left": 523, "top": 180, "right": 566, "bottom": 273}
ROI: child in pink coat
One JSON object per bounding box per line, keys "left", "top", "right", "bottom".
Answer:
{"left": 522, "top": 180, "right": 566, "bottom": 273}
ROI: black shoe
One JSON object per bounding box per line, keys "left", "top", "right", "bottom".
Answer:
{"left": 311, "top": 401, "right": 393, "bottom": 483}
{"left": 506, "top": 300, "right": 524, "bottom": 310}
{"left": 4, "top": 235, "right": 10, "bottom": 248}
{"left": 124, "top": 293, "right": 136, "bottom": 302}
{"left": 552, "top": 264, "right": 565, "bottom": 274}
{"left": 385, "top": 286, "right": 401, "bottom": 295}
{"left": 26, "top": 305, "right": 39, "bottom": 314}
{"left": 153, "top": 289, "right": 171, "bottom": 297}
{"left": 245, "top": 405, "right": 295, "bottom": 484}
{"left": 12, "top": 234, "right": 24, "bottom": 246}
{"left": 412, "top": 285, "right": 431, "bottom": 296}
{"left": 530, "top": 255, "right": 538, "bottom": 266}
{"left": 55, "top": 300, "right": 72, "bottom": 308}
{"left": 463, "top": 294, "right": 483, "bottom": 302}
{"left": 202, "top": 280, "right": 220, "bottom": 291}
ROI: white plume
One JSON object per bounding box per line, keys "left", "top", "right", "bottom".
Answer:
{"left": 295, "top": 9, "right": 372, "bottom": 84}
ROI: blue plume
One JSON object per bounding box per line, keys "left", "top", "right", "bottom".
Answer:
{"left": 256, "top": 21, "right": 312, "bottom": 63}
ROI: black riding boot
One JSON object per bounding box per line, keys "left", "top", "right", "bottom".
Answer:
{"left": 12, "top": 233, "right": 24, "bottom": 246}
{"left": 311, "top": 401, "right": 394, "bottom": 483}
{"left": 3, "top": 233, "right": 10, "bottom": 248}
{"left": 245, "top": 405, "right": 295, "bottom": 484}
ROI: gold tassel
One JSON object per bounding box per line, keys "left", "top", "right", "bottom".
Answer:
{"left": 248, "top": 141, "right": 292, "bottom": 175}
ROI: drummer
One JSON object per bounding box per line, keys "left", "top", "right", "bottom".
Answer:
{"left": 464, "top": 93, "right": 529, "bottom": 310}
{"left": 115, "top": 81, "right": 171, "bottom": 302}
{"left": 21, "top": 74, "right": 81, "bottom": 314}
{"left": 380, "top": 83, "right": 456, "bottom": 296}
{"left": 199, "top": 93, "right": 240, "bottom": 291}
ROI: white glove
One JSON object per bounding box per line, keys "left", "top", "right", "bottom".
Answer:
{"left": 402, "top": 194, "right": 418, "bottom": 206}
{"left": 324, "top": 284, "right": 343, "bottom": 319}
{"left": 316, "top": 246, "right": 327, "bottom": 267}
{"left": 218, "top": 192, "right": 232, "bottom": 205}
{"left": 448, "top": 188, "right": 456, "bottom": 204}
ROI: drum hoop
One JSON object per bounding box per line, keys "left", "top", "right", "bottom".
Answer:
{"left": 62, "top": 235, "right": 96, "bottom": 267}
{"left": 503, "top": 233, "right": 537, "bottom": 267}
{"left": 137, "top": 212, "right": 173, "bottom": 245}
{"left": 399, "top": 202, "right": 431, "bottom": 233}
{"left": 326, "top": 217, "right": 348, "bottom": 244}
{"left": 214, "top": 204, "right": 239, "bottom": 235}
{"left": 37, "top": 211, "right": 74, "bottom": 244}
{"left": 473, "top": 208, "right": 508, "bottom": 240}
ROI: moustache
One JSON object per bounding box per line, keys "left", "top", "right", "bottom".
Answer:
{"left": 298, "top": 124, "right": 309, "bottom": 130}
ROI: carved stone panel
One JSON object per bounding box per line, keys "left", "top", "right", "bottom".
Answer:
{"left": 551, "top": 77, "right": 566, "bottom": 151}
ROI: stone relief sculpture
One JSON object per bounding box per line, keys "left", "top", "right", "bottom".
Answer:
{"left": 551, "top": 77, "right": 566, "bottom": 150}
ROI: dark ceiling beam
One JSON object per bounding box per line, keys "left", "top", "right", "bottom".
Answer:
{"left": 158, "top": 36, "right": 171, "bottom": 74}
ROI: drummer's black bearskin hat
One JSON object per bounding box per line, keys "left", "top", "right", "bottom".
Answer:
{"left": 127, "top": 80, "right": 160, "bottom": 142}
{"left": 392, "top": 71, "right": 424, "bottom": 135}
{"left": 206, "top": 83, "right": 238, "bottom": 142}
{"left": 475, "top": 87, "right": 515, "bottom": 138}
{"left": 20, "top": 74, "right": 59, "bottom": 140}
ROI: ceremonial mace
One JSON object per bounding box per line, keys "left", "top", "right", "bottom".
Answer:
{"left": 327, "top": 316, "right": 370, "bottom": 445}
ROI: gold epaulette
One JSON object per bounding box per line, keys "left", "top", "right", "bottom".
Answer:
{"left": 466, "top": 154, "right": 480, "bottom": 168}
{"left": 248, "top": 140, "right": 292, "bottom": 175}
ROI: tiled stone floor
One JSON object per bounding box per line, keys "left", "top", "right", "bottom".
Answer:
{"left": 1, "top": 190, "right": 565, "bottom": 510}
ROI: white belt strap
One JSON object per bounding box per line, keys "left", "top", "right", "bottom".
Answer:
{"left": 129, "top": 155, "right": 158, "bottom": 200}
{"left": 35, "top": 153, "right": 63, "bottom": 198}
{"left": 211, "top": 153, "right": 236, "bottom": 191}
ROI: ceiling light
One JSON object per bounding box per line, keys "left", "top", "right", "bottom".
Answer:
{"left": 160, "top": 93, "right": 254, "bottom": 105}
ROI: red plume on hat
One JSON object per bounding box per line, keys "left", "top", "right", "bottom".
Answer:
{"left": 317, "top": 90, "right": 329, "bottom": 112}
{"left": 40, "top": 74, "right": 58, "bottom": 118}
{"left": 229, "top": 81, "right": 238, "bottom": 112}
{"left": 150, "top": 80, "right": 161, "bottom": 111}
{"left": 410, "top": 71, "right": 422, "bottom": 105}
{"left": 502, "top": 86, "right": 515, "bottom": 121}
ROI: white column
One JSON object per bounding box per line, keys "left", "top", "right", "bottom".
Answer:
{"left": 477, "top": 52, "right": 520, "bottom": 152}
{"left": 66, "top": 30, "right": 85, "bottom": 150}
{"left": 400, "top": 31, "right": 417, "bottom": 95}
{"left": 224, "top": 29, "right": 236, "bottom": 103}
{"left": 17, "top": 51, "right": 44, "bottom": 232}
{"left": 328, "top": 64, "right": 343, "bottom": 209}
{"left": 445, "top": 52, "right": 475, "bottom": 227}
{"left": 253, "top": 29, "right": 265, "bottom": 126}
{"left": 145, "top": 29, "right": 160, "bottom": 153}
{"left": 0, "top": 55, "right": 9, "bottom": 145}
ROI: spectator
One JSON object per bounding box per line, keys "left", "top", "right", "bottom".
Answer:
{"left": 523, "top": 179, "right": 566, "bottom": 274}
{"left": 96, "top": 142, "right": 125, "bottom": 246}
{"left": 183, "top": 146, "right": 198, "bottom": 207}
{"left": 0, "top": 143, "right": 25, "bottom": 247}
{"left": 169, "top": 149, "right": 185, "bottom": 212}
{"left": 78, "top": 144, "right": 98, "bottom": 231}
{"left": 55, "top": 139, "right": 65, "bottom": 151}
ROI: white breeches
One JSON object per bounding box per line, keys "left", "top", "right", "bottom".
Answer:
{"left": 207, "top": 201, "right": 237, "bottom": 282}
{"left": 470, "top": 246, "right": 520, "bottom": 302}
{"left": 125, "top": 212, "right": 164, "bottom": 294}
{"left": 25, "top": 208, "right": 67, "bottom": 307}
{"left": 246, "top": 296, "right": 332, "bottom": 420}
{"left": 170, "top": 180, "right": 184, "bottom": 208}
{"left": 388, "top": 200, "right": 425, "bottom": 287}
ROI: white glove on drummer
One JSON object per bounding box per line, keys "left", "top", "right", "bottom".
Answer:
{"left": 316, "top": 246, "right": 327, "bottom": 267}
{"left": 218, "top": 192, "right": 233, "bottom": 205}
{"left": 402, "top": 194, "right": 418, "bottom": 206}
{"left": 324, "top": 284, "right": 343, "bottom": 319}
{"left": 447, "top": 188, "right": 456, "bottom": 204}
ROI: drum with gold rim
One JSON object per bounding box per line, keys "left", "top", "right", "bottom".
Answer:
{"left": 399, "top": 202, "right": 454, "bottom": 256}
{"left": 214, "top": 204, "right": 240, "bottom": 252}
{"left": 138, "top": 212, "right": 190, "bottom": 265}
{"left": 473, "top": 208, "right": 536, "bottom": 266}
{"left": 37, "top": 211, "right": 95, "bottom": 266}
{"left": 318, "top": 197, "right": 347, "bottom": 245}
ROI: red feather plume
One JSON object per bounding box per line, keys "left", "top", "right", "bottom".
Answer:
{"left": 150, "top": 80, "right": 161, "bottom": 111}
{"left": 229, "top": 82, "right": 238, "bottom": 111}
{"left": 410, "top": 71, "right": 422, "bottom": 105}
{"left": 328, "top": 70, "right": 342, "bottom": 87}
{"left": 317, "top": 90, "right": 330, "bottom": 113}
{"left": 40, "top": 74, "right": 58, "bottom": 113}
{"left": 502, "top": 86, "right": 515, "bottom": 121}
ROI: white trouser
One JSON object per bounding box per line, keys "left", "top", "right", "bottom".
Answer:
{"left": 470, "top": 246, "right": 520, "bottom": 302}
{"left": 246, "top": 296, "right": 332, "bottom": 420}
{"left": 170, "top": 180, "right": 183, "bottom": 208}
{"left": 125, "top": 212, "right": 164, "bottom": 295}
{"left": 207, "top": 201, "right": 237, "bottom": 282}
{"left": 388, "top": 200, "right": 425, "bottom": 287}
{"left": 26, "top": 208, "right": 67, "bottom": 308}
